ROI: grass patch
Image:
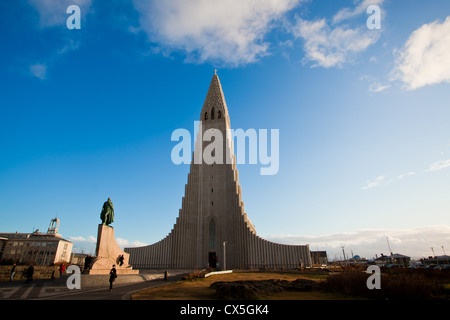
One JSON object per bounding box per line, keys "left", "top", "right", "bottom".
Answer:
{"left": 323, "top": 269, "right": 450, "bottom": 300}
{"left": 131, "top": 269, "right": 450, "bottom": 300}
{"left": 131, "top": 271, "right": 348, "bottom": 300}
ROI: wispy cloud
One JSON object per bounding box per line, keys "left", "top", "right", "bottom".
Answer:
{"left": 69, "top": 235, "right": 96, "bottom": 243}
{"left": 116, "top": 238, "right": 148, "bottom": 249}
{"left": 26, "top": 0, "right": 90, "bottom": 79}
{"left": 332, "top": 0, "right": 385, "bottom": 24}
{"left": 391, "top": 16, "right": 450, "bottom": 90}
{"left": 29, "top": 63, "right": 48, "bottom": 80}
{"left": 397, "top": 171, "right": 416, "bottom": 180}
{"left": 132, "top": 0, "right": 303, "bottom": 67}
{"left": 361, "top": 75, "right": 391, "bottom": 93}
{"left": 362, "top": 156, "right": 449, "bottom": 190}
{"left": 361, "top": 175, "right": 387, "bottom": 190}
{"left": 266, "top": 225, "right": 450, "bottom": 259}
{"left": 69, "top": 235, "right": 147, "bottom": 253}
{"left": 425, "top": 159, "right": 450, "bottom": 172}
{"left": 290, "top": 1, "right": 381, "bottom": 68}
{"left": 27, "top": 40, "right": 80, "bottom": 80}
{"left": 369, "top": 82, "right": 390, "bottom": 93}
{"left": 28, "top": 0, "right": 92, "bottom": 28}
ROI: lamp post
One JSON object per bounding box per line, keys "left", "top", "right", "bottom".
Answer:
{"left": 223, "top": 241, "right": 228, "bottom": 271}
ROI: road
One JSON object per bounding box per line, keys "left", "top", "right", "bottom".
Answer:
{"left": 0, "top": 274, "right": 183, "bottom": 300}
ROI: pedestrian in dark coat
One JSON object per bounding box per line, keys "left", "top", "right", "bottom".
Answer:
{"left": 109, "top": 265, "right": 117, "bottom": 291}
{"left": 25, "top": 265, "right": 34, "bottom": 283}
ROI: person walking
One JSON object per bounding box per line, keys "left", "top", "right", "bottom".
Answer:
{"left": 109, "top": 265, "right": 117, "bottom": 291}
{"left": 59, "top": 264, "right": 66, "bottom": 277}
{"left": 25, "top": 264, "right": 34, "bottom": 283}
{"left": 10, "top": 264, "right": 16, "bottom": 281}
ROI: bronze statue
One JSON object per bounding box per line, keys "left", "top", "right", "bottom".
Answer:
{"left": 100, "top": 198, "right": 114, "bottom": 226}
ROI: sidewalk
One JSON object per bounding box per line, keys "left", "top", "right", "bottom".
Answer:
{"left": 0, "top": 269, "right": 193, "bottom": 300}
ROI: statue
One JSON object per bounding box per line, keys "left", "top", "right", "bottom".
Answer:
{"left": 100, "top": 198, "right": 114, "bottom": 226}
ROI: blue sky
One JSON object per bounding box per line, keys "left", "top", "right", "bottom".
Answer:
{"left": 1, "top": 0, "right": 450, "bottom": 260}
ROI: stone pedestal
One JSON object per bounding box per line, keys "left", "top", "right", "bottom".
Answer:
{"left": 88, "top": 224, "right": 139, "bottom": 275}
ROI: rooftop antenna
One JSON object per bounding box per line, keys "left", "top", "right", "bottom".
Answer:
{"left": 386, "top": 236, "right": 393, "bottom": 255}
{"left": 442, "top": 246, "right": 447, "bottom": 256}
{"left": 431, "top": 247, "right": 440, "bottom": 266}
{"left": 341, "top": 246, "right": 347, "bottom": 264}
{"left": 431, "top": 247, "right": 436, "bottom": 257}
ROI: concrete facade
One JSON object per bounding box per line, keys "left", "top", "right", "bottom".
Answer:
{"left": 125, "top": 74, "right": 311, "bottom": 269}
{"left": 0, "top": 232, "right": 73, "bottom": 266}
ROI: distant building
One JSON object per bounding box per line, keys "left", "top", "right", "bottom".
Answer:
{"left": 421, "top": 255, "right": 450, "bottom": 266}
{"left": 373, "top": 253, "right": 411, "bottom": 267}
{"left": 0, "top": 218, "right": 73, "bottom": 265}
{"left": 310, "top": 251, "right": 328, "bottom": 266}
{"left": 348, "top": 255, "right": 369, "bottom": 266}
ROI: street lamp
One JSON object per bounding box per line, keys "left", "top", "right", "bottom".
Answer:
{"left": 223, "top": 241, "right": 228, "bottom": 271}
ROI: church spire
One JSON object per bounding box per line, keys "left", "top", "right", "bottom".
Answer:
{"left": 201, "top": 73, "right": 230, "bottom": 127}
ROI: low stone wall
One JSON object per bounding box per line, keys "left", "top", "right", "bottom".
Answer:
{"left": 0, "top": 265, "right": 62, "bottom": 282}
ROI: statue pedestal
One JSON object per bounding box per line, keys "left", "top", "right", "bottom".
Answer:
{"left": 88, "top": 224, "right": 139, "bottom": 275}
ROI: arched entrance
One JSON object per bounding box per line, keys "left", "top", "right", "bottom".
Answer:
{"left": 208, "top": 219, "right": 217, "bottom": 268}
{"left": 208, "top": 252, "right": 217, "bottom": 268}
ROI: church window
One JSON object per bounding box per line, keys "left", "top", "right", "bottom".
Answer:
{"left": 204, "top": 112, "right": 208, "bottom": 121}
{"left": 218, "top": 110, "right": 222, "bottom": 119}
{"left": 211, "top": 107, "right": 215, "bottom": 119}
{"left": 209, "top": 219, "right": 216, "bottom": 249}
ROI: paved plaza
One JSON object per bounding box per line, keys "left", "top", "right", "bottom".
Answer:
{"left": 0, "top": 270, "right": 191, "bottom": 300}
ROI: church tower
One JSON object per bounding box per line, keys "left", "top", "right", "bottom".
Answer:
{"left": 125, "top": 74, "right": 311, "bottom": 269}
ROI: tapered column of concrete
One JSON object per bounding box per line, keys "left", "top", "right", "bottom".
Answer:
{"left": 125, "top": 74, "right": 312, "bottom": 270}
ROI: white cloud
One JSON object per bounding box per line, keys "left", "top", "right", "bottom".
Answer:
{"left": 69, "top": 235, "right": 97, "bottom": 254}
{"left": 291, "top": 15, "right": 380, "bottom": 68}
{"left": 362, "top": 156, "right": 450, "bottom": 190}
{"left": 26, "top": 1, "right": 90, "bottom": 80}
{"left": 28, "top": 0, "right": 92, "bottom": 28}
{"left": 29, "top": 63, "right": 47, "bottom": 79}
{"left": 266, "top": 225, "right": 450, "bottom": 259}
{"left": 369, "top": 82, "right": 390, "bottom": 92}
{"left": 69, "top": 235, "right": 96, "bottom": 243}
{"left": 361, "top": 75, "right": 390, "bottom": 93}
{"left": 426, "top": 159, "right": 450, "bottom": 172}
{"left": 333, "top": 0, "right": 385, "bottom": 24}
{"left": 28, "top": 40, "right": 80, "bottom": 80}
{"left": 69, "top": 235, "right": 147, "bottom": 253}
{"left": 132, "top": 0, "right": 302, "bottom": 66}
{"left": 116, "top": 238, "right": 148, "bottom": 249}
{"left": 391, "top": 16, "right": 450, "bottom": 90}
{"left": 361, "top": 175, "right": 387, "bottom": 190}
{"left": 397, "top": 171, "right": 416, "bottom": 180}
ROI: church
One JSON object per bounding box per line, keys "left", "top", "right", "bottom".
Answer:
{"left": 125, "top": 74, "right": 312, "bottom": 269}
